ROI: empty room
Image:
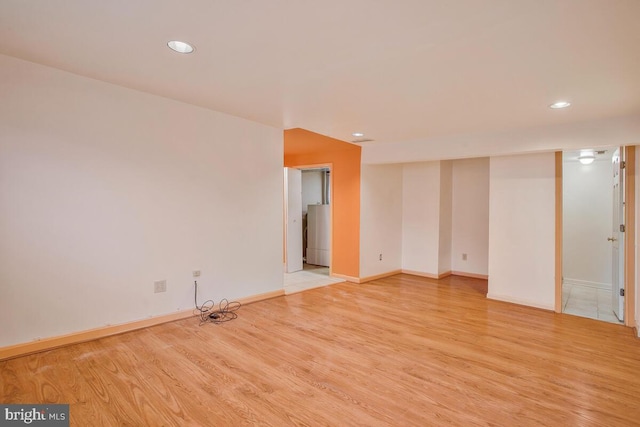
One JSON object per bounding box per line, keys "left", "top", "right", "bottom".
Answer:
{"left": 2, "top": 1, "right": 640, "bottom": 425}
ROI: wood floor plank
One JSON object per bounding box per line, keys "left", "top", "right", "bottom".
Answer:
{"left": 2, "top": 274, "right": 640, "bottom": 426}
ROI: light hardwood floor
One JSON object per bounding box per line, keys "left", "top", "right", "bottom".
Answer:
{"left": 2, "top": 274, "right": 640, "bottom": 426}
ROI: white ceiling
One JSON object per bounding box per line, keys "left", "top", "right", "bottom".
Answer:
{"left": 1, "top": 0, "right": 639, "bottom": 160}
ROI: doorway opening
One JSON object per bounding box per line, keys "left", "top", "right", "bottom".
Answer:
{"left": 560, "top": 147, "right": 623, "bottom": 323}
{"left": 283, "top": 166, "right": 343, "bottom": 294}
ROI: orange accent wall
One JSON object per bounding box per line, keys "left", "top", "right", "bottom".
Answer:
{"left": 284, "top": 128, "right": 361, "bottom": 278}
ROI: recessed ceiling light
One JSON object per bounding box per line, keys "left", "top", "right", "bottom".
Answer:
{"left": 352, "top": 132, "right": 365, "bottom": 137}
{"left": 167, "top": 40, "right": 195, "bottom": 54}
{"left": 549, "top": 101, "right": 571, "bottom": 109}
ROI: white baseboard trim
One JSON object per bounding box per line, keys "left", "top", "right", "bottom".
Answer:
{"left": 563, "top": 278, "right": 612, "bottom": 290}
{"left": 487, "top": 293, "right": 555, "bottom": 311}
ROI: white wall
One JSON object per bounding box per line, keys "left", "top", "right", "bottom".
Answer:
{"left": 360, "top": 164, "right": 403, "bottom": 277}
{"left": 451, "top": 158, "right": 490, "bottom": 275}
{"left": 402, "top": 162, "right": 441, "bottom": 275}
{"left": 563, "top": 158, "right": 613, "bottom": 287}
{"left": 488, "top": 153, "right": 556, "bottom": 310}
{"left": 438, "top": 161, "right": 453, "bottom": 274}
{"left": 301, "top": 170, "right": 323, "bottom": 213}
{"left": 0, "top": 55, "right": 283, "bottom": 347}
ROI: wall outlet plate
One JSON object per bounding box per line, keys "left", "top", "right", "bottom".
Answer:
{"left": 192, "top": 270, "right": 201, "bottom": 277}
{"left": 154, "top": 280, "right": 167, "bottom": 293}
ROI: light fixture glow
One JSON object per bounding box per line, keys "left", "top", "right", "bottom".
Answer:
{"left": 578, "top": 150, "right": 595, "bottom": 165}
{"left": 167, "top": 40, "right": 195, "bottom": 54}
{"left": 579, "top": 156, "right": 595, "bottom": 165}
{"left": 352, "top": 132, "right": 365, "bottom": 137}
{"left": 549, "top": 101, "right": 571, "bottom": 109}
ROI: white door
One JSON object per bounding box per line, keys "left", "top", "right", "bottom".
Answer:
{"left": 284, "top": 168, "right": 303, "bottom": 273}
{"left": 611, "top": 149, "right": 624, "bottom": 321}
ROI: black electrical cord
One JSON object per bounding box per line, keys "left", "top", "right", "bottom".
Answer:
{"left": 193, "top": 281, "right": 241, "bottom": 325}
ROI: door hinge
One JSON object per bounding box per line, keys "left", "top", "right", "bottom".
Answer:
{"left": 620, "top": 224, "right": 626, "bottom": 232}
{"left": 620, "top": 289, "right": 625, "bottom": 297}
{"left": 621, "top": 161, "right": 626, "bottom": 169}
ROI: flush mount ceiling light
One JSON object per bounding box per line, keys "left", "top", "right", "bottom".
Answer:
{"left": 167, "top": 40, "right": 195, "bottom": 54}
{"left": 352, "top": 132, "right": 365, "bottom": 137}
{"left": 549, "top": 101, "right": 571, "bottom": 109}
{"left": 578, "top": 150, "right": 595, "bottom": 165}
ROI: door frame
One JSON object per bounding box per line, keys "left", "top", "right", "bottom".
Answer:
{"left": 624, "top": 146, "right": 636, "bottom": 328}
{"left": 283, "top": 162, "right": 334, "bottom": 275}
{"left": 555, "top": 147, "right": 636, "bottom": 329}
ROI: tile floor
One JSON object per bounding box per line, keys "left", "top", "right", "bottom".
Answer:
{"left": 284, "top": 264, "right": 345, "bottom": 295}
{"left": 562, "top": 282, "right": 622, "bottom": 324}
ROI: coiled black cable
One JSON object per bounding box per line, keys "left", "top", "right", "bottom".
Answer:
{"left": 193, "top": 281, "right": 241, "bottom": 325}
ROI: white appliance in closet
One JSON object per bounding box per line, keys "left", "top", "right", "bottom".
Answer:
{"left": 306, "top": 204, "right": 330, "bottom": 266}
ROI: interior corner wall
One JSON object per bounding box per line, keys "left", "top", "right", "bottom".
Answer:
{"left": 488, "top": 152, "right": 556, "bottom": 310}
{"left": 0, "top": 54, "right": 284, "bottom": 347}
{"left": 438, "top": 161, "right": 453, "bottom": 274}
{"left": 359, "top": 164, "right": 403, "bottom": 278}
{"left": 451, "top": 158, "right": 490, "bottom": 275}
{"left": 562, "top": 159, "right": 613, "bottom": 287}
{"left": 401, "top": 162, "right": 441, "bottom": 275}
{"left": 284, "top": 129, "right": 361, "bottom": 279}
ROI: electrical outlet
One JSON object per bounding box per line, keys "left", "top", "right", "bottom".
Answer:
{"left": 154, "top": 280, "right": 167, "bottom": 293}
{"left": 192, "top": 270, "right": 201, "bottom": 278}
{"left": 462, "top": 253, "right": 468, "bottom": 261}
{"left": 379, "top": 253, "right": 383, "bottom": 261}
